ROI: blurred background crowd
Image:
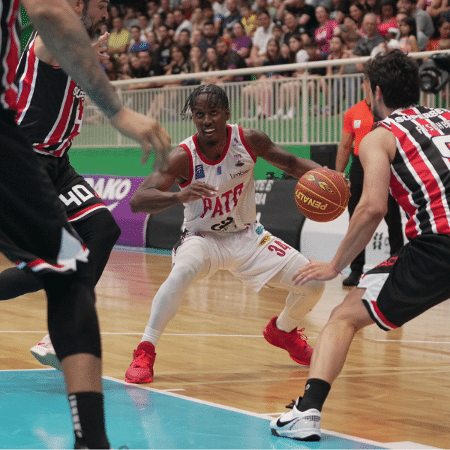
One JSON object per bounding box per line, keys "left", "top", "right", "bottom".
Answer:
{"left": 101, "top": 0, "right": 450, "bottom": 114}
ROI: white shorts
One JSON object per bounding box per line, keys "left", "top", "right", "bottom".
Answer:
{"left": 172, "top": 222, "right": 299, "bottom": 292}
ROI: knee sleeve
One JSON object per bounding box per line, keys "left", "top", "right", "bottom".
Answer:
{"left": 42, "top": 261, "right": 101, "bottom": 361}
{"left": 268, "top": 254, "right": 325, "bottom": 320}
{"left": 73, "top": 211, "right": 121, "bottom": 284}
{"left": 147, "top": 241, "right": 211, "bottom": 333}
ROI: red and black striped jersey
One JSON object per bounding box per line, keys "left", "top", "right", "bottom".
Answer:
{"left": 379, "top": 106, "right": 450, "bottom": 239}
{"left": 15, "top": 34, "right": 84, "bottom": 157}
{"left": 0, "top": 0, "right": 20, "bottom": 110}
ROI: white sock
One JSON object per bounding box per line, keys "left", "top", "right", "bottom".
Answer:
{"left": 142, "top": 327, "right": 161, "bottom": 346}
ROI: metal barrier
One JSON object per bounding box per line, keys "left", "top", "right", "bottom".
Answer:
{"left": 73, "top": 50, "right": 450, "bottom": 149}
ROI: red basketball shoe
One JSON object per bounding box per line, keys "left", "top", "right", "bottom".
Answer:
{"left": 263, "top": 317, "right": 313, "bottom": 366}
{"left": 125, "top": 341, "right": 156, "bottom": 383}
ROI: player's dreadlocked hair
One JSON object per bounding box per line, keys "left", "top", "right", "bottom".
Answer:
{"left": 181, "top": 85, "right": 229, "bottom": 120}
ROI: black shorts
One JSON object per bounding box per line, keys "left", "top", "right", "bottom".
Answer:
{"left": 37, "top": 153, "right": 107, "bottom": 222}
{"left": 359, "top": 234, "right": 450, "bottom": 330}
{"left": 0, "top": 108, "right": 88, "bottom": 271}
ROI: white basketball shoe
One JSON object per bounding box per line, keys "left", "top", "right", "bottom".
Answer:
{"left": 270, "top": 398, "right": 321, "bottom": 441}
{"left": 30, "top": 334, "right": 61, "bottom": 371}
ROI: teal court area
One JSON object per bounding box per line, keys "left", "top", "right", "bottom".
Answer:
{"left": 0, "top": 369, "right": 433, "bottom": 450}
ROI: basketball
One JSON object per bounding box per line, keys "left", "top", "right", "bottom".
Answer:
{"left": 294, "top": 167, "right": 350, "bottom": 222}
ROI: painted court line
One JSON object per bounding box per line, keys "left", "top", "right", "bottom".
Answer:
{"left": 105, "top": 376, "right": 440, "bottom": 450}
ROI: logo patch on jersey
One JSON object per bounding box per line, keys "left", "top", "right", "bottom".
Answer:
{"left": 256, "top": 225, "right": 264, "bottom": 235}
{"left": 234, "top": 154, "right": 244, "bottom": 167}
{"left": 195, "top": 164, "right": 205, "bottom": 179}
{"left": 217, "top": 166, "right": 222, "bottom": 175}
{"left": 259, "top": 235, "right": 271, "bottom": 246}
{"left": 73, "top": 86, "right": 85, "bottom": 99}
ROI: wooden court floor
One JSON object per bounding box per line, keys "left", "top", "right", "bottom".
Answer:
{"left": 0, "top": 249, "right": 449, "bottom": 449}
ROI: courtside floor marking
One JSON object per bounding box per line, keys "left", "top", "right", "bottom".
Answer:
{"left": 0, "top": 370, "right": 440, "bottom": 449}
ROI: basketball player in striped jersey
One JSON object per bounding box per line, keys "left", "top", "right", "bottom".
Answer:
{"left": 0, "top": 0, "right": 122, "bottom": 372}
{"left": 0, "top": 0, "right": 170, "bottom": 447}
{"left": 124, "top": 84, "right": 340, "bottom": 384}
{"left": 272, "top": 50, "right": 450, "bottom": 441}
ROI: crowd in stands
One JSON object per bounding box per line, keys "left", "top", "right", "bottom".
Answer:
{"left": 101, "top": 0, "right": 450, "bottom": 116}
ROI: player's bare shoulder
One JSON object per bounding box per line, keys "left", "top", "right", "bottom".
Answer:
{"left": 241, "top": 127, "right": 273, "bottom": 157}
{"left": 360, "top": 125, "right": 397, "bottom": 161}
{"left": 168, "top": 146, "right": 191, "bottom": 183}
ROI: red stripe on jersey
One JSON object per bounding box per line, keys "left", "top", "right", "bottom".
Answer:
{"left": 238, "top": 126, "right": 257, "bottom": 163}
{"left": 1, "top": 0, "right": 20, "bottom": 110}
{"left": 41, "top": 79, "right": 77, "bottom": 155}
{"left": 178, "top": 144, "right": 193, "bottom": 187}
{"left": 16, "top": 38, "right": 37, "bottom": 121}
{"left": 390, "top": 172, "right": 418, "bottom": 238}
{"left": 392, "top": 122, "right": 450, "bottom": 236}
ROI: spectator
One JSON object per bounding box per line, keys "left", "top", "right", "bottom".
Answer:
{"left": 338, "top": 14, "right": 362, "bottom": 39}
{"left": 282, "top": 11, "right": 310, "bottom": 46}
{"left": 364, "top": 0, "right": 382, "bottom": 13}
{"left": 190, "top": 7, "right": 206, "bottom": 30}
{"left": 208, "top": 35, "right": 248, "bottom": 83}
{"left": 103, "top": 56, "right": 119, "bottom": 80}
{"left": 272, "top": 34, "right": 310, "bottom": 119}
{"left": 123, "top": 5, "right": 139, "bottom": 30}
{"left": 314, "top": 6, "right": 340, "bottom": 57}
{"left": 191, "top": 28, "right": 205, "bottom": 46}
{"left": 129, "top": 25, "right": 151, "bottom": 53}
{"left": 199, "top": 20, "right": 218, "bottom": 53}
{"left": 173, "top": 8, "right": 194, "bottom": 39}
{"left": 254, "top": 0, "right": 278, "bottom": 19}
{"left": 107, "top": 16, "right": 131, "bottom": 58}
{"left": 158, "top": 0, "right": 173, "bottom": 20}
{"left": 231, "top": 22, "right": 253, "bottom": 58}
{"left": 396, "top": 0, "right": 434, "bottom": 49}
{"left": 147, "top": 30, "right": 160, "bottom": 52}
{"left": 223, "top": 0, "right": 242, "bottom": 33}
{"left": 138, "top": 13, "right": 153, "bottom": 37}
{"left": 242, "top": 38, "right": 289, "bottom": 118}
{"left": 183, "top": 45, "right": 205, "bottom": 85}
{"left": 240, "top": 2, "right": 258, "bottom": 37}
{"left": 213, "top": 0, "right": 230, "bottom": 35}
{"left": 398, "top": 15, "right": 419, "bottom": 51}
{"left": 147, "top": 44, "right": 190, "bottom": 119}
{"left": 152, "top": 12, "right": 164, "bottom": 33}
{"left": 425, "top": 15, "right": 450, "bottom": 50}
{"left": 426, "top": 0, "right": 450, "bottom": 19}
{"left": 165, "top": 12, "right": 177, "bottom": 35}
{"left": 246, "top": 10, "right": 275, "bottom": 67}
{"left": 127, "top": 49, "right": 164, "bottom": 90}
{"left": 156, "top": 24, "right": 174, "bottom": 70}
{"left": 349, "top": 2, "right": 366, "bottom": 32}
{"left": 277, "top": 0, "right": 319, "bottom": 37}
{"left": 330, "top": 0, "right": 351, "bottom": 23}
{"left": 272, "top": 23, "right": 285, "bottom": 46}
{"left": 352, "top": 12, "right": 385, "bottom": 60}
{"left": 323, "top": 34, "right": 348, "bottom": 114}
{"left": 147, "top": 1, "right": 159, "bottom": 24}
{"left": 202, "top": 46, "right": 220, "bottom": 74}
{"left": 129, "top": 53, "right": 143, "bottom": 78}
{"left": 177, "top": 28, "right": 192, "bottom": 57}
{"left": 377, "top": 0, "right": 398, "bottom": 36}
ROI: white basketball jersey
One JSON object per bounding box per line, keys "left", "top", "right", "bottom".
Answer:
{"left": 178, "top": 124, "right": 257, "bottom": 233}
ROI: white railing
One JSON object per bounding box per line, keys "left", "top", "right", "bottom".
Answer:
{"left": 74, "top": 50, "right": 450, "bottom": 148}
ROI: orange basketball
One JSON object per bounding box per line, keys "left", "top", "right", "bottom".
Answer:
{"left": 294, "top": 167, "right": 350, "bottom": 222}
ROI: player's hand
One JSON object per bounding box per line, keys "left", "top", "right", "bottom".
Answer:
{"left": 292, "top": 258, "right": 339, "bottom": 285}
{"left": 177, "top": 181, "right": 218, "bottom": 203}
{"left": 110, "top": 107, "right": 171, "bottom": 169}
{"left": 93, "top": 32, "right": 110, "bottom": 62}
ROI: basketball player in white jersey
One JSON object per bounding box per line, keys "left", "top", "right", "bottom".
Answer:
{"left": 125, "top": 84, "right": 338, "bottom": 384}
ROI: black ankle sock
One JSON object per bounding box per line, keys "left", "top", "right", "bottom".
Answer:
{"left": 297, "top": 378, "right": 331, "bottom": 412}
{"left": 68, "top": 392, "right": 110, "bottom": 449}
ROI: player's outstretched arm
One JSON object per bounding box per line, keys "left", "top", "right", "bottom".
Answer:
{"left": 243, "top": 128, "right": 321, "bottom": 178}
{"left": 22, "top": 0, "right": 171, "bottom": 168}
{"left": 130, "top": 147, "right": 217, "bottom": 214}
